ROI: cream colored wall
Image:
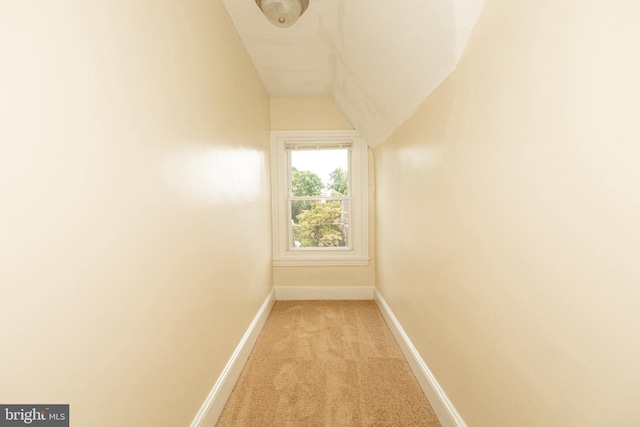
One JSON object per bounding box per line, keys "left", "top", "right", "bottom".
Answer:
{"left": 270, "top": 98, "right": 375, "bottom": 287}
{"left": 374, "top": 0, "right": 640, "bottom": 426}
{"left": 0, "top": 1, "right": 271, "bottom": 426}
{"left": 270, "top": 98, "right": 354, "bottom": 131}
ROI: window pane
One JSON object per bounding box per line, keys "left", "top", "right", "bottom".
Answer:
{"left": 291, "top": 200, "right": 350, "bottom": 248}
{"left": 290, "top": 149, "right": 349, "bottom": 196}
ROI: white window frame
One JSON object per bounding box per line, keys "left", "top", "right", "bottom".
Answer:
{"left": 270, "top": 130, "right": 369, "bottom": 266}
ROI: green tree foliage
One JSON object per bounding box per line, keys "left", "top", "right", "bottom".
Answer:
{"left": 289, "top": 167, "right": 347, "bottom": 248}
{"left": 290, "top": 167, "right": 324, "bottom": 221}
{"left": 293, "top": 201, "right": 346, "bottom": 247}
{"left": 326, "top": 168, "right": 348, "bottom": 195}
{"left": 291, "top": 167, "right": 323, "bottom": 196}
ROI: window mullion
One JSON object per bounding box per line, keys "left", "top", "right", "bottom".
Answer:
{"left": 289, "top": 196, "right": 350, "bottom": 201}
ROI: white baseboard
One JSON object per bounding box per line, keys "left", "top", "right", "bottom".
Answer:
{"left": 189, "top": 289, "right": 275, "bottom": 427}
{"left": 374, "top": 289, "right": 467, "bottom": 427}
{"left": 274, "top": 285, "right": 374, "bottom": 300}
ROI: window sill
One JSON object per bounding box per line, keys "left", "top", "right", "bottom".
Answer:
{"left": 273, "top": 257, "right": 370, "bottom": 267}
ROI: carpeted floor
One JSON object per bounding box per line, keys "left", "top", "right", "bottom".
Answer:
{"left": 217, "top": 300, "right": 441, "bottom": 426}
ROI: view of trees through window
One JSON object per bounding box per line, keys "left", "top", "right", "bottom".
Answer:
{"left": 289, "top": 149, "right": 350, "bottom": 248}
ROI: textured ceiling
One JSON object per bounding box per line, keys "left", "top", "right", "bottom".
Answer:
{"left": 223, "top": 0, "right": 484, "bottom": 147}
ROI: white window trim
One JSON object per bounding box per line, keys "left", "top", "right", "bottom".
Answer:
{"left": 270, "top": 130, "right": 369, "bottom": 267}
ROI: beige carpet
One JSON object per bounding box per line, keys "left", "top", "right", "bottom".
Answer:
{"left": 217, "top": 300, "right": 441, "bottom": 427}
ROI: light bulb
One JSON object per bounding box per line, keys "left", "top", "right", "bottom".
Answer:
{"left": 259, "top": 0, "right": 304, "bottom": 28}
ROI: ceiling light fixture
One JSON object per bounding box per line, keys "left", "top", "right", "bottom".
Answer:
{"left": 255, "top": 0, "right": 309, "bottom": 28}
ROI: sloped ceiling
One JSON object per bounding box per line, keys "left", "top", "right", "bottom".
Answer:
{"left": 223, "top": 0, "right": 484, "bottom": 147}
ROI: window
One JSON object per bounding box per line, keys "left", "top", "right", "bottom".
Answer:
{"left": 270, "top": 130, "right": 369, "bottom": 266}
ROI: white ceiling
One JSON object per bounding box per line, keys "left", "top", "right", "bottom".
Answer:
{"left": 223, "top": 0, "right": 484, "bottom": 147}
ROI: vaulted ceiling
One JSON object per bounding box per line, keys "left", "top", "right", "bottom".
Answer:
{"left": 223, "top": 0, "right": 484, "bottom": 147}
